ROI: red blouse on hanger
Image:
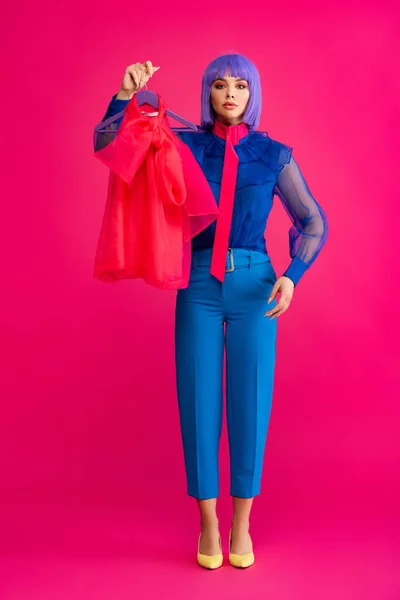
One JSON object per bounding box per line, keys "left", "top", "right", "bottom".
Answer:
{"left": 93, "top": 94, "right": 219, "bottom": 290}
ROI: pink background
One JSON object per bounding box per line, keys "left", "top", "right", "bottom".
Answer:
{"left": 1, "top": 0, "right": 399, "bottom": 598}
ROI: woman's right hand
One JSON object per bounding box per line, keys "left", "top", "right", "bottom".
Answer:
{"left": 117, "top": 61, "right": 161, "bottom": 99}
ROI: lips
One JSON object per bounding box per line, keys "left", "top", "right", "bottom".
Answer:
{"left": 223, "top": 103, "right": 238, "bottom": 108}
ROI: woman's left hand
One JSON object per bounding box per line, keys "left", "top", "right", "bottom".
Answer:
{"left": 264, "top": 276, "right": 294, "bottom": 319}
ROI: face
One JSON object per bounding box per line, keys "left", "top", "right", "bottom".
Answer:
{"left": 210, "top": 74, "right": 250, "bottom": 126}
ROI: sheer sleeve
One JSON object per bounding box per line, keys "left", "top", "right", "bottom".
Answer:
{"left": 274, "top": 153, "right": 328, "bottom": 287}
{"left": 93, "top": 93, "right": 130, "bottom": 152}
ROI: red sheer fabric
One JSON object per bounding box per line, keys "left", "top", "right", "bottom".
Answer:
{"left": 93, "top": 94, "right": 219, "bottom": 289}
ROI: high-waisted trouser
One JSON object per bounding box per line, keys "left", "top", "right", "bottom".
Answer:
{"left": 174, "top": 247, "right": 278, "bottom": 500}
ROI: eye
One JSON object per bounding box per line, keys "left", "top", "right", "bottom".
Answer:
{"left": 214, "top": 82, "right": 247, "bottom": 89}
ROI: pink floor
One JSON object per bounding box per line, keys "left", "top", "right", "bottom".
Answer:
{"left": 1, "top": 491, "right": 399, "bottom": 600}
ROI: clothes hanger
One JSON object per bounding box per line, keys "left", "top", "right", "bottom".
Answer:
{"left": 93, "top": 90, "right": 199, "bottom": 150}
{"left": 135, "top": 89, "right": 198, "bottom": 131}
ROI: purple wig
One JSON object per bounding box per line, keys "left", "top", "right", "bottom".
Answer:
{"left": 200, "top": 53, "right": 262, "bottom": 130}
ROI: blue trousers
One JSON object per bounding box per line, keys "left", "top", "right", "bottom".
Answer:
{"left": 174, "top": 248, "right": 278, "bottom": 500}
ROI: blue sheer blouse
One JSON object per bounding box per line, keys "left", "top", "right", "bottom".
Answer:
{"left": 95, "top": 94, "right": 328, "bottom": 286}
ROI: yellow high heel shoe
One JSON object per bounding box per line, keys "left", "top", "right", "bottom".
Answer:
{"left": 197, "top": 532, "right": 223, "bottom": 569}
{"left": 228, "top": 528, "right": 255, "bottom": 568}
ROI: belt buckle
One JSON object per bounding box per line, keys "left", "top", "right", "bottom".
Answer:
{"left": 226, "top": 247, "right": 235, "bottom": 272}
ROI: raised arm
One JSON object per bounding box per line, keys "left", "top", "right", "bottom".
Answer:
{"left": 274, "top": 154, "right": 328, "bottom": 286}
{"left": 94, "top": 61, "right": 161, "bottom": 152}
{"left": 93, "top": 92, "right": 131, "bottom": 152}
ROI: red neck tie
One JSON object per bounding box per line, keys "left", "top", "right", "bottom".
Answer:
{"left": 210, "top": 120, "right": 249, "bottom": 282}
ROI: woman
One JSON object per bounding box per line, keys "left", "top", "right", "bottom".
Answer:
{"left": 96, "top": 54, "right": 328, "bottom": 569}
